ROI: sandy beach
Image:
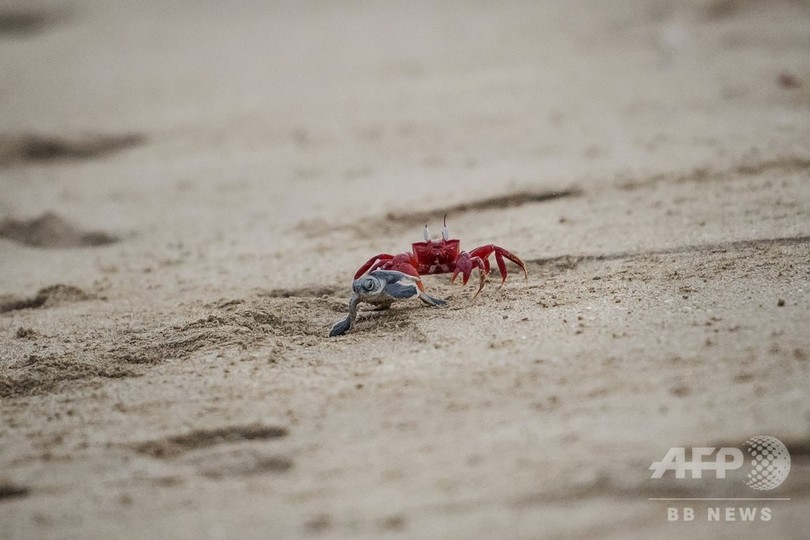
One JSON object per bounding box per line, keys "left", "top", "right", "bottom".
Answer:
{"left": 1, "top": 1, "right": 809, "bottom": 538}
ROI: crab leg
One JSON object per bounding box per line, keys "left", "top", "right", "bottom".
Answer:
{"left": 354, "top": 253, "right": 395, "bottom": 279}
{"left": 468, "top": 244, "right": 528, "bottom": 285}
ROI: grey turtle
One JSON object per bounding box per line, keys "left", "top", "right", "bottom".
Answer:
{"left": 329, "top": 270, "right": 446, "bottom": 337}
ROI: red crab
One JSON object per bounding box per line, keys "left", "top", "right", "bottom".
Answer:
{"left": 354, "top": 217, "right": 528, "bottom": 297}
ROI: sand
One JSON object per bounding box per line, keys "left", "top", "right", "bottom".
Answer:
{"left": 1, "top": 1, "right": 809, "bottom": 538}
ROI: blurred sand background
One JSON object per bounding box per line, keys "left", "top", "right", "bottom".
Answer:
{"left": 1, "top": 0, "right": 809, "bottom": 538}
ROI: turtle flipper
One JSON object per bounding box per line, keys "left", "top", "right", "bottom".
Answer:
{"left": 329, "top": 294, "right": 360, "bottom": 337}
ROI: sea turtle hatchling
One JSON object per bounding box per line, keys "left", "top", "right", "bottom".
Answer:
{"left": 329, "top": 270, "right": 446, "bottom": 337}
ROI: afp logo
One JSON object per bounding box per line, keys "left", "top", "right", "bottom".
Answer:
{"left": 650, "top": 435, "right": 791, "bottom": 490}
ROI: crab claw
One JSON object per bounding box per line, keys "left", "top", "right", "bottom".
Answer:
{"left": 468, "top": 244, "right": 528, "bottom": 286}
{"left": 451, "top": 252, "right": 487, "bottom": 298}
{"left": 450, "top": 256, "right": 471, "bottom": 285}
